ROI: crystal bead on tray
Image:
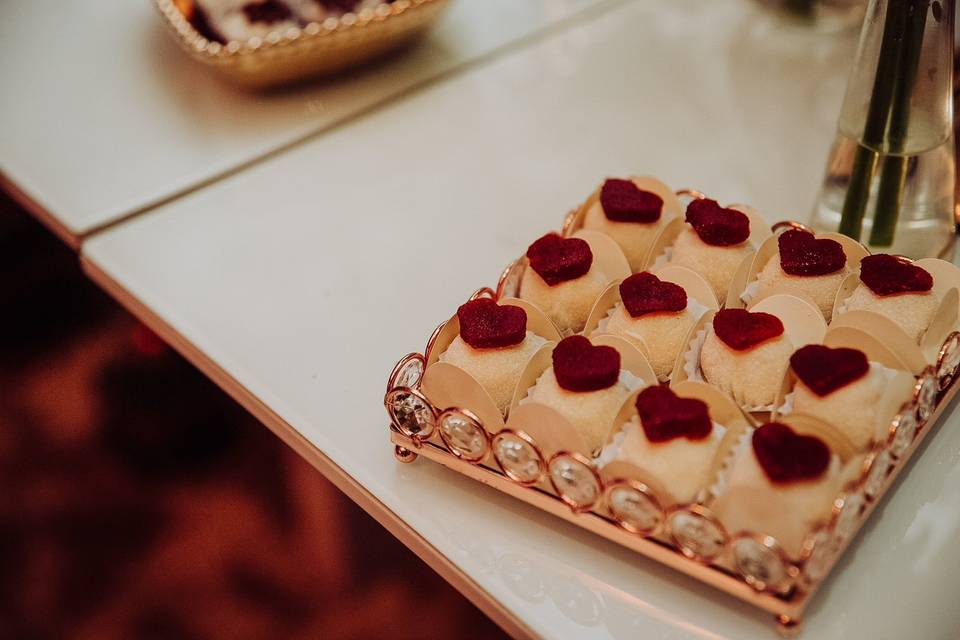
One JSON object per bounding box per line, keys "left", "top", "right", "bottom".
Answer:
{"left": 383, "top": 176, "right": 960, "bottom": 635}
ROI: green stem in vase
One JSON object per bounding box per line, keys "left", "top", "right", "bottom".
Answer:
{"left": 871, "top": 154, "right": 910, "bottom": 245}
{"left": 839, "top": 145, "right": 880, "bottom": 238}
{"left": 869, "top": 0, "right": 930, "bottom": 246}
{"left": 838, "top": 0, "right": 912, "bottom": 241}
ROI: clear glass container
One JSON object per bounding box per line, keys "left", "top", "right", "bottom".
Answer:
{"left": 809, "top": 0, "right": 957, "bottom": 258}
{"left": 752, "top": 0, "right": 868, "bottom": 31}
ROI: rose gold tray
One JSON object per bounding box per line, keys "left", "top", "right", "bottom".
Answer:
{"left": 383, "top": 198, "right": 960, "bottom": 636}
{"left": 155, "top": 0, "right": 450, "bottom": 88}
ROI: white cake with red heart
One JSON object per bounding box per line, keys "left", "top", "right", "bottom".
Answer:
{"left": 615, "top": 386, "right": 725, "bottom": 504}
{"left": 519, "top": 233, "right": 610, "bottom": 334}
{"left": 755, "top": 230, "right": 850, "bottom": 317}
{"left": 699, "top": 308, "right": 794, "bottom": 408}
{"left": 603, "top": 272, "right": 698, "bottom": 381}
{"left": 713, "top": 422, "right": 844, "bottom": 556}
{"left": 439, "top": 298, "right": 547, "bottom": 414}
{"left": 582, "top": 178, "right": 677, "bottom": 271}
{"left": 843, "top": 254, "right": 938, "bottom": 342}
{"left": 667, "top": 199, "right": 754, "bottom": 301}
{"left": 527, "top": 336, "right": 634, "bottom": 454}
{"left": 788, "top": 345, "right": 888, "bottom": 450}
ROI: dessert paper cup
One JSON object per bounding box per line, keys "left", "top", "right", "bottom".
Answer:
{"left": 425, "top": 296, "right": 561, "bottom": 368}
{"left": 155, "top": 0, "right": 451, "bottom": 89}
{"left": 582, "top": 282, "right": 625, "bottom": 337}
{"left": 772, "top": 332, "right": 915, "bottom": 453}
{"left": 651, "top": 265, "right": 721, "bottom": 309}
{"left": 709, "top": 414, "right": 861, "bottom": 559}
{"left": 507, "top": 336, "right": 658, "bottom": 457}
{"left": 563, "top": 176, "right": 684, "bottom": 237}
{"left": 581, "top": 266, "right": 718, "bottom": 369}
{"left": 831, "top": 287, "right": 959, "bottom": 374}
{"left": 725, "top": 253, "right": 756, "bottom": 309}
{"left": 669, "top": 310, "right": 714, "bottom": 387}
{"left": 501, "top": 229, "right": 632, "bottom": 287}
{"left": 644, "top": 203, "right": 772, "bottom": 273}
{"left": 672, "top": 294, "right": 827, "bottom": 412}
{"left": 512, "top": 229, "right": 632, "bottom": 336}
{"left": 570, "top": 229, "right": 633, "bottom": 284}
{"left": 598, "top": 381, "right": 753, "bottom": 510}
{"left": 421, "top": 297, "right": 561, "bottom": 428}
{"left": 503, "top": 402, "right": 593, "bottom": 461}
{"left": 421, "top": 362, "right": 508, "bottom": 436}
{"left": 564, "top": 177, "right": 684, "bottom": 270}
{"left": 832, "top": 257, "right": 960, "bottom": 356}
{"left": 822, "top": 325, "right": 912, "bottom": 371}
{"left": 644, "top": 217, "right": 686, "bottom": 271}
{"left": 749, "top": 294, "right": 828, "bottom": 346}
{"left": 732, "top": 228, "right": 868, "bottom": 312}
{"left": 915, "top": 258, "right": 960, "bottom": 307}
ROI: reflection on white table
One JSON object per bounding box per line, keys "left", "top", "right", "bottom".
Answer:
{"left": 82, "top": 1, "right": 960, "bottom": 638}
{"left": 0, "top": 0, "right": 606, "bottom": 244}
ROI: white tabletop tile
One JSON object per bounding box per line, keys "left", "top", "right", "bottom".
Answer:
{"left": 0, "top": 0, "right": 605, "bottom": 242}
{"left": 83, "top": 1, "right": 960, "bottom": 638}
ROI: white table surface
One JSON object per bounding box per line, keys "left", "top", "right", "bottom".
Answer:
{"left": 0, "top": 0, "right": 608, "bottom": 246}
{"left": 81, "top": 1, "right": 960, "bottom": 638}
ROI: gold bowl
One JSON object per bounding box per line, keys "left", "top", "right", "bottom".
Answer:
{"left": 155, "top": 0, "right": 451, "bottom": 89}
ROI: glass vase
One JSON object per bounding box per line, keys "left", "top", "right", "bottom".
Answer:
{"left": 752, "top": 0, "right": 868, "bottom": 31}
{"left": 809, "top": 0, "right": 957, "bottom": 259}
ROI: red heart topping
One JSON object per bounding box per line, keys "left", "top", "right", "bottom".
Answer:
{"left": 526, "top": 233, "right": 593, "bottom": 286}
{"left": 712, "top": 308, "right": 784, "bottom": 351}
{"left": 619, "top": 272, "right": 687, "bottom": 318}
{"left": 859, "top": 254, "right": 933, "bottom": 296}
{"left": 552, "top": 335, "right": 620, "bottom": 392}
{"left": 752, "top": 422, "right": 830, "bottom": 484}
{"left": 790, "top": 344, "right": 869, "bottom": 396}
{"left": 778, "top": 230, "right": 846, "bottom": 276}
{"left": 635, "top": 385, "right": 712, "bottom": 443}
{"left": 599, "top": 179, "right": 664, "bottom": 223}
{"left": 685, "top": 199, "right": 750, "bottom": 246}
{"left": 457, "top": 298, "right": 527, "bottom": 349}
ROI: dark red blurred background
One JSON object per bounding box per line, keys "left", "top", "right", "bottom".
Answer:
{"left": 0, "top": 191, "right": 506, "bottom": 639}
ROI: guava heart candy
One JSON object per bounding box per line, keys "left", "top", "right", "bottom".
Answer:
{"left": 457, "top": 298, "right": 527, "bottom": 349}
{"left": 712, "top": 308, "right": 784, "bottom": 351}
{"left": 552, "top": 335, "right": 620, "bottom": 392}
{"left": 526, "top": 233, "right": 593, "bottom": 286}
{"left": 789, "top": 344, "right": 868, "bottom": 396}
{"left": 600, "top": 178, "right": 664, "bottom": 223}
{"left": 685, "top": 199, "right": 750, "bottom": 246}
{"left": 778, "top": 229, "right": 846, "bottom": 276}
{"left": 635, "top": 385, "right": 711, "bottom": 442}
{"left": 859, "top": 254, "right": 933, "bottom": 296}
{"left": 752, "top": 422, "right": 830, "bottom": 484}
{"left": 619, "top": 272, "right": 687, "bottom": 318}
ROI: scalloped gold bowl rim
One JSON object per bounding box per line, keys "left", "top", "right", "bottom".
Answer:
{"left": 155, "top": 0, "right": 449, "bottom": 60}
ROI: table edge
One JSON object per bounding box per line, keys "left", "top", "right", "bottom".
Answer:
{"left": 1, "top": 170, "right": 81, "bottom": 249}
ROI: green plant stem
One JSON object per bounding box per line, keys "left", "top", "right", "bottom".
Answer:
{"left": 838, "top": 0, "right": 911, "bottom": 240}
{"left": 868, "top": 0, "right": 930, "bottom": 246}
{"left": 871, "top": 155, "right": 910, "bottom": 245}
{"left": 839, "top": 145, "right": 881, "bottom": 239}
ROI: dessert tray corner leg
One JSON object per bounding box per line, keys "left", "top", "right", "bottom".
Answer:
{"left": 775, "top": 614, "right": 803, "bottom": 638}
{"left": 394, "top": 445, "right": 419, "bottom": 463}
